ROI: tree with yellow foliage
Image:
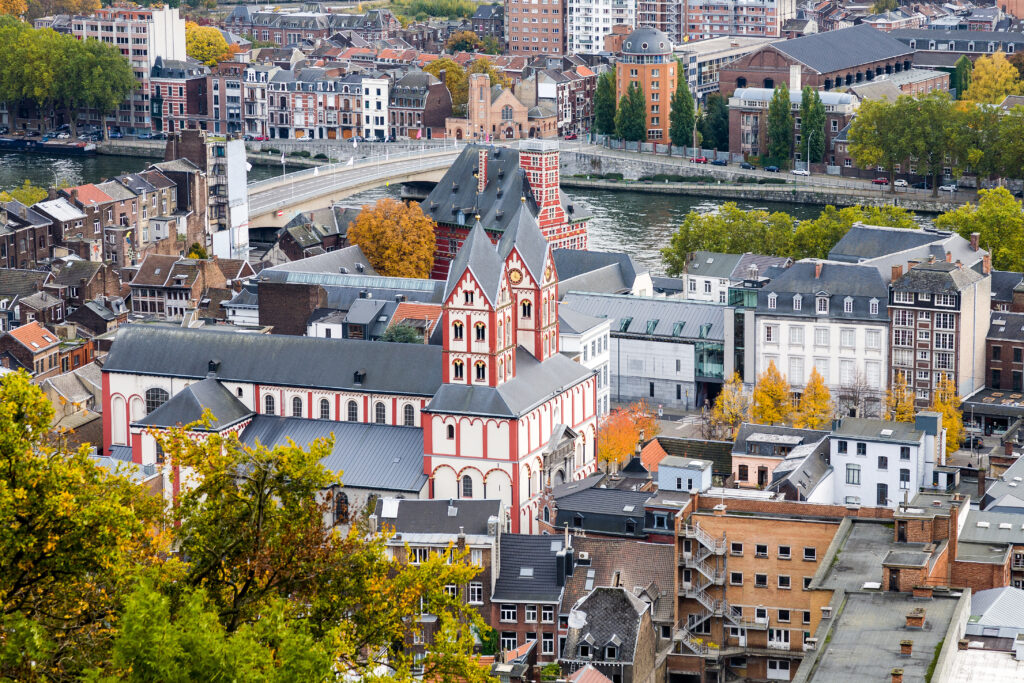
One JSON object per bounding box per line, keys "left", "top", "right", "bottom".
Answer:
{"left": 597, "top": 401, "right": 661, "bottom": 472}
{"left": 185, "top": 21, "right": 232, "bottom": 67}
{"left": 710, "top": 372, "right": 749, "bottom": 439}
{"left": 794, "top": 367, "right": 833, "bottom": 429}
{"left": 885, "top": 372, "right": 916, "bottom": 422}
{"left": 348, "top": 197, "right": 436, "bottom": 278}
{"left": 931, "top": 373, "right": 965, "bottom": 462}
{"left": 0, "top": 179, "right": 47, "bottom": 205}
{"left": 0, "top": 0, "right": 26, "bottom": 17}
{"left": 751, "top": 360, "right": 793, "bottom": 426}
{"left": 964, "top": 51, "right": 1023, "bottom": 104}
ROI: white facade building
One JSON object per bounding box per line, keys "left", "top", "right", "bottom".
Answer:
{"left": 757, "top": 260, "right": 889, "bottom": 417}
{"left": 566, "top": 0, "right": 637, "bottom": 54}
{"left": 559, "top": 307, "right": 612, "bottom": 416}
{"left": 658, "top": 455, "right": 713, "bottom": 493}
{"left": 682, "top": 250, "right": 791, "bottom": 304}
{"left": 362, "top": 77, "right": 389, "bottom": 140}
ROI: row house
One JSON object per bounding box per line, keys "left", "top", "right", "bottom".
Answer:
{"left": 861, "top": 8, "right": 927, "bottom": 32}
{"left": 389, "top": 71, "right": 453, "bottom": 140}
{"left": 204, "top": 61, "right": 246, "bottom": 137}
{"left": 223, "top": 7, "right": 398, "bottom": 47}
{"left": 0, "top": 322, "right": 63, "bottom": 380}
{"left": 243, "top": 64, "right": 275, "bottom": 138}
{"left": 987, "top": 312, "right": 1024, "bottom": 393}
{"left": 96, "top": 180, "right": 141, "bottom": 267}
{"left": 0, "top": 201, "right": 54, "bottom": 270}
{"left": 519, "top": 57, "right": 598, "bottom": 136}
{"left": 128, "top": 253, "right": 254, "bottom": 321}
{"left": 47, "top": 259, "right": 122, "bottom": 312}
{"left": 471, "top": 4, "right": 505, "bottom": 42}
{"left": 150, "top": 57, "right": 209, "bottom": 135}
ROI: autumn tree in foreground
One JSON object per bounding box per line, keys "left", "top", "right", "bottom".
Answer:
{"left": 794, "top": 368, "right": 833, "bottom": 430}
{"left": 885, "top": 373, "right": 916, "bottom": 423}
{"left": 751, "top": 361, "right": 793, "bottom": 426}
{"left": 931, "top": 374, "right": 965, "bottom": 461}
{"left": 348, "top": 197, "right": 437, "bottom": 278}
{"left": 709, "top": 372, "right": 748, "bottom": 439}
{"left": 597, "top": 401, "right": 660, "bottom": 472}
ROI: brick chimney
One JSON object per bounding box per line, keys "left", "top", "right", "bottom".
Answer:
{"left": 955, "top": 260, "right": 963, "bottom": 270}
{"left": 892, "top": 264, "right": 903, "bottom": 281}
{"left": 900, "top": 640, "right": 913, "bottom": 657}
{"left": 891, "top": 668, "right": 904, "bottom": 683}
{"left": 908, "top": 259, "right": 920, "bottom": 271}
{"left": 958, "top": 638, "right": 969, "bottom": 650}
{"left": 978, "top": 468, "right": 987, "bottom": 500}
{"left": 945, "top": 251, "right": 952, "bottom": 262}
{"left": 906, "top": 607, "right": 925, "bottom": 629}
{"left": 983, "top": 253, "right": 992, "bottom": 275}
{"left": 815, "top": 261, "right": 823, "bottom": 279}
{"left": 970, "top": 232, "right": 980, "bottom": 251}
{"left": 477, "top": 148, "right": 488, "bottom": 193}
{"left": 912, "top": 585, "right": 934, "bottom": 600}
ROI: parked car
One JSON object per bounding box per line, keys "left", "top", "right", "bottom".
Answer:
{"left": 138, "top": 132, "right": 155, "bottom": 139}
{"left": 152, "top": 132, "right": 167, "bottom": 140}
{"left": 872, "top": 177, "right": 889, "bottom": 185}
{"left": 739, "top": 161, "right": 756, "bottom": 170}
{"left": 791, "top": 168, "right": 809, "bottom": 176}
{"left": 911, "top": 181, "right": 931, "bottom": 190}
{"left": 689, "top": 156, "right": 708, "bottom": 164}
{"left": 711, "top": 159, "right": 728, "bottom": 166}
{"left": 894, "top": 179, "right": 908, "bottom": 188}
{"left": 55, "top": 132, "right": 70, "bottom": 139}
{"left": 939, "top": 183, "right": 958, "bottom": 192}
{"left": 962, "top": 435, "right": 984, "bottom": 450}
{"left": 564, "top": 133, "right": 577, "bottom": 140}
{"left": 0, "top": 126, "right": 8, "bottom": 134}
{"left": 764, "top": 165, "right": 780, "bottom": 172}
{"left": 108, "top": 130, "right": 123, "bottom": 139}
{"left": 25, "top": 130, "right": 40, "bottom": 137}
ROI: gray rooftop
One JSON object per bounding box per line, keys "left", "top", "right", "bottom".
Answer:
{"left": 562, "top": 587, "right": 649, "bottom": 665}
{"left": 443, "top": 219, "right": 504, "bottom": 305}
{"left": 264, "top": 244, "right": 377, "bottom": 276}
{"left": 829, "top": 225, "right": 946, "bottom": 263}
{"left": 892, "top": 260, "right": 986, "bottom": 294}
{"left": 374, "top": 497, "right": 501, "bottom": 536}
{"left": 134, "top": 378, "right": 253, "bottom": 430}
{"left": 987, "top": 311, "right": 1024, "bottom": 343}
{"left": 770, "top": 24, "right": 913, "bottom": 74}
{"left": 558, "top": 306, "right": 608, "bottom": 335}
{"left": 759, "top": 259, "right": 888, "bottom": 321}
{"left": 832, "top": 417, "right": 924, "bottom": 445}
{"left": 492, "top": 533, "right": 566, "bottom": 603}
{"left": 560, "top": 292, "right": 724, "bottom": 341}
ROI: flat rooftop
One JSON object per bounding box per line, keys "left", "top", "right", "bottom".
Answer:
{"left": 810, "top": 592, "right": 964, "bottom": 683}
{"left": 948, "top": 647, "right": 1024, "bottom": 682}
{"left": 818, "top": 521, "right": 897, "bottom": 592}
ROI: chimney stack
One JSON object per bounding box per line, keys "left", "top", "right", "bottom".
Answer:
{"left": 477, "top": 148, "right": 488, "bottom": 193}
{"left": 955, "top": 259, "right": 963, "bottom": 270}
{"left": 815, "top": 261, "right": 823, "bottom": 279}
{"left": 906, "top": 607, "right": 926, "bottom": 629}
{"left": 900, "top": 640, "right": 913, "bottom": 657}
{"left": 983, "top": 253, "right": 992, "bottom": 275}
{"left": 978, "top": 468, "right": 987, "bottom": 500}
{"left": 891, "top": 668, "right": 904, "bottom": 683}
{"left": 970, "top": 232, "right": 980, "bottom": 251}
{"left": 945, "top": 251, "right": 952, "bottom": 262}
{"left": 908, "top": 259, "right": 920, "bottom": 271}
{"left": 892, "top": 264, "right": 903, "bottom": 281}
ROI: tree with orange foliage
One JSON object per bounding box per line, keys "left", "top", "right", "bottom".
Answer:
{"left": 0, "top": 0, "right": 26, "bottom": 17}
{"left": 597, "top": 401, "right": 661, "bottom": 472}
{"left": 348, "top": 197, "right": 436, "bottom": 278}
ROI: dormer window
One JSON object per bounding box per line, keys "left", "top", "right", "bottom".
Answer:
{"left": 579, "top": 644, "right": 591, "bottom": 658}
{"left": 843, "top": 297, "right": 853, "bottom": 314}
{"left": 767, "top": 293, "right": 777, "bottom": 310}
{"left": 817, "top": 297, "right": 829, "bottom": 314}
{"left": 869, "top": 298, "right": 879, "bottom": 316}
{"left": 792, "top": 294, "right": 802, "bottom": 311}
{"left": 605, "top": 645, "right": 618, "bottom": 660}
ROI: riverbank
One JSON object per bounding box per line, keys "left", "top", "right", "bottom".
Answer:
{"left": 95, "top": 140, "right": 332, "bottom": 168}
{"left": 559, "top": 177, "right": 955, "bottom": 213}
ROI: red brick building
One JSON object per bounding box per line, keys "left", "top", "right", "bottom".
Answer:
{"left": 615, "top": 27, "right": 676, "bottom": 143}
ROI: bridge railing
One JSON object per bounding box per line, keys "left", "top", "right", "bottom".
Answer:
{"left": 247, "top": 141, "right": 467, "bottom": 191}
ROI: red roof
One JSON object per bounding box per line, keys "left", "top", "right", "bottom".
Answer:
{"left": 576, "top": 65, "right": 596, "bottom": 77}
{"left": 65, "top": 184, "right": 112, "bottom": 207}
{"left": 390, "top": 302, "right": 442, "bottom": 336}
{"left": 569, "top": 665, "right": 614, "bottom": 683}
{"left": 641, "top": 439, "right": 669, "bottom": 473}
{"left": 8, "top": 321, "right": 60, "bottom": 353}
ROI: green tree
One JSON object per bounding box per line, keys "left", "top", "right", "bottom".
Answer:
{"left": 614, "top": 81, "right": 646, "bottom": 142}
{"left": 907, "top": 93, "right": 958, "bottom": 196}
{"left": 445, "top": 29, "right": 481, "bottom": 53}
{"left": 848, "top": 96, "right": 912, "bottom": 191}
{"left": 669, "top": 66, "right": 695, "bottom": 149}
{"left": 467, "top": 58, "right": 511, "bottom": 90}
{"left": 871, "top": 0, "right": 896, "bottom": 11}
{"left": 698, "top": 92, "right": 728, "bottom": 150}
{"left": 660, "top": 203, "right": 796, "bottom": 274}
{"left": 81, "top": 37, "right": 137, "bottom": 140}
{"left": 381, "top": 323, "right": 423, "bottom": 344}
{"left": 0, "top": 179, "right": 48, "bottom": 205}
{"left": 751, "top": 361, "right": 793, "bottom": 427}
{"left": 997, "top": 106, "right": 1024, "bottom": 182}
{"left": 186, "top": 242, "right": 208, "bottom": 259}
{"left": 593, "top": 69, "right": 616, "bottom": 136}
{"left": 766, "top": 82, "right": 793, "bottom": 167}
{"left": 936, "top": 186, "right": 1024, "bottom": 271}
{"left": 952, "top": 97, "right": 1002, "bottom": 183}
{"left": 799, "top": 86, "right": 825, "bottom": 164}
{"left": 480, "top": 35, "right": 501, "bottom": 55}
{"left": 952, "top": 55, "right": 973, "bottom": 99}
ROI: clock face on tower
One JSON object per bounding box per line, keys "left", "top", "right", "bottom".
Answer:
{"left": 509, "top": 269, "right": 523, "bottom": 285}
{"left": 544, "top": 265, "right": 552, "bottom": 282}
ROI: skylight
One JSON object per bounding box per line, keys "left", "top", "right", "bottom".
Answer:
{"left": 622, "top": 505, "right": 635, "bottom": 512}
{"left": 519, "top": 567, "right": 534, "bottom": 577}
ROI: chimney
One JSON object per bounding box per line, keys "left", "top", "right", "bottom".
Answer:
{"left": 955, "top": 259, "right": 963, "bottom": 270}
{"left": 970, "top": 232, "right": 980, "bottom": 251}
{"left": 891, "top": 264, "right": 903, "bottom": 281}
{"left": 908, "top": 259, "right": 920, "bottom": 271}
{"left": 905, "top": 607, "right": 926, "bottom": 629}
{"left": 1006, "top": 441, "right": 1015, "bottom": 456}
{"left": 900, "top": 640, "right": 913, "bottom": 657}
{"left": 945, "top": 251, "right": 952, "bottom": 262}
{"left": 912, "top": 585, "right": 933, "bottom": 600}
{"left": 790, "top": 64, "right": 802, "bottom": 92}
{"left": 978, "top": 468, "right": 987, "bottom": 500}
{"left": 983, "top": 253, "right": 992, "bottom": 275}
{"left": 477, "top": 148, "right": 488, "bottom": 193}
{"left": 71, "top": 188, "right": 79, "bottom": 202}
{"left": 958, "top": 638, "right": 969, "bottom": 651}
{"left": 815, "top": 261, "right": 823, "bottom": 279}
{"left": 891, "top": 668, "right": 904, "bottom": 683}
{"left": 713, "top": 503, "right": 727, "bottom": 516}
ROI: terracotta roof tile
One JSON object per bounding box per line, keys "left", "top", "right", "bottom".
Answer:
{"left": 8, "top": 321, "right": 60, "bottom": 352}
{"left": 65, "top": 184, "right": 113, "bottom": 207}
{"left": 641, "top": 440, "right": 669, "bottom": 473}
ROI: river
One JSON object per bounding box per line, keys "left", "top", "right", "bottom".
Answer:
{"left": 0, "top": 152, "right": 822, "bottom": 274}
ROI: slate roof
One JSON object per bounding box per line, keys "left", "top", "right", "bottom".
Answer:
{"left": 988, "top": 312, "right": 1024, "bottom": 342}
{"left": 50, "top": 259, "right": 102, "bottom": 287}
{"left": 733, "top": 423, "right": 830, "bottom": 456}
{"left": 553, "top": 249, "right": 641, "bottom": 290}
{"left": 492, "top": 533, "right": 566, "bottom": 602}
{"left": 33, "top": 198, "right": 86, "bottom": 223}
{"left": 889, "top": 28, "right": 1024, "bottom": 53}
{"left": 134, "top": 378, "right": 253, "bottom": 430}
{"left": 892, "top": 260, "right": 985, "bottom": 293}
{"left": 103, "top": 325, "right": 442, "bottom": 396}
{"left": 20, "top": 291, "right": 62, "bottom": 311}
{"left": 832, "top": 417, "right": 923, "bottom": 444}
{"left": 374, "top": 498, "right": 502, "bottom": 536}
{"left": 622, "top": 27, "right": 672, "bottom": 55}
{"left": 561, "top": 537, "right": 675, "bottom": 625}
{"left": 644, "top": 436, "right": 733, "bottom": 476}
{"left": 0, "top": 269, "right": 47, "bottom": 299}
{"left": 497, "top": 203, "right": 548, "bottom": 284}
{"left": 770, "top": 24, "right": 912, "bottom": 74}
{"left": 556, "top": 487, "right": 653, "bottom": 517}
{"left": 563, "top": 587, "right": 648, "bottom": 664}
{"left": 239, "top": 415, "right": 427, "bottom": 493}
{"left": 443, "top": 219, "right": 504, "bottom": 305}
{"left": 558, "top": 306, "right": 607, "bottom": 335}
{"left": 829, "top": 225, "right": 946, "bottom": 263}
{"left": 769, "top": 439, "right": 831, "bottom": 499}
{"left": 732, "top": 253, "right": 791, "bottom": 280}
{"left": 989, "top": 270, "right": 1022, "bottom": 303}
{"left": 561, "top": 292, "right": 725, "bottom": 341}
{"left": 758, "top": 259, "right": 888, "bottom": 322}
{"left": 685, "top": 251, "right": 743, "bottom": 279}
{"left": 425, "top": 348, "right": 592, "bottom": 418}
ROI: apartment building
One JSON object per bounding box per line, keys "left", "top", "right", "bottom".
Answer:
{"left": 615, "top": 27, "right": 676, "bottom": 142}
{"left": 205, "top": 61, "right": 246, "bottom": 137}
{"left": 682, "top": 0, "right": 798, "bottom": 41}
{"left": 242, "top": 65, "right": 274, "bottom": 139}
{"left": 362, "top": 77, "right": 390, "bottom": 140}
{"left": 150, "top": 58, "right": 209, "bottom": 135}
{"left": 682, "top": 251, "right": 790, "bottom": 304}
{"left": 757, "top": 260, "right": 890, "bottom": 416}
{"left": 675, "top": 36, "right": 774, "bottom": 99}
{"left": 566, "top": 0, "right": 636, "bottom": 54}
{"left": 888, "top": 257, "right": 992, "bottom": 406}
{"left": 389, "top": 71, "right": 452, "bottom": 140}
{"left": 505, "top": 0, "right": 567, "bottom": 55}
{"left": 558, "top": 306, "right": 612, "bottom": 416}
{"left": 986, "top": 312, "right": 1024, "bottom": 392}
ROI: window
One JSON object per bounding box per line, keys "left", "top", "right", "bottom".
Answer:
{"left": 840, "top": 329, "right": 855, "bottom": 348}
{"left": 935, "top": 312, "right": 955, "bottom": 330}
{"left": 452, "top": 321, "right": 464, "bottom": 340}
{"left": 935, "top": 293, "right": 955, "bottom": 307}
{"left": 768, "top": 293, "right": 777, "bottom": 309}
{"left": 501, "top": 632, "right": 518, "bottom": 650}
{"left": 468, "top": 582, "right": 483, "bottom": 604}
{"left": 578, "top": 643, "right": 591, "bottom": 658}
{"left": 145, "top": 387, "right": 169, "bottom": 414}
{"left": 475, "top": 362, "right": 486, "bottom": 381}
{"left": 462, "top": 475, "right": 473, "bottom": 498}
{"left": 843, "top": 297, "right": 853, "bottom": 314}
{"left": 816, "top": 297, "right": 829, "bottom": 314}
{"left": 475, "top": 322, "right": 486, "bottom": 341}
{"left": 856, "top": 442, "right": 867, "bottom": 456}
{"left": 900, "top": 468, "right": 911, "bottom": 489}
{"left": 542, "top": 632, "right": 554, "bottom": 655}
{"left": 793, "top": 294, "right": 802, "bottom": 311}
{"left": 347, "top": 400, "right": 358, "bottom": 421}
{"left": 755, "top": 574, "right": 767, "bottom": 588}
{"left": 894, "top": 291, "right": 914, "bottom": 304}
{"left": 500, "top": 604, "right": 516, "bottom": 622}
{"left": 878, "top": 455, "right": 888, "bottom": 470}
{"left": 292, "top": 396, "right": 303, "bottom": 417}
{"left": 790, "top": 326, "right": 804, "bottom": 345}
{"left": 464, "top": 291, "right": 474, "bottom": 305}
{"left": 403, "top": 404, "right": 415, "bottom": 426}
{"left": 521, "top": 301, "right": 532, "bottom": 318}
{"left": 319, "top": 398, "right": 330, "bottom": 420}
{"left": 525, "top": 605, "right": 537, "bottom": 622}
{"left": 869, "top": 299, "right": 879, "bottom": 316}
{"left": 779, "top": 575, "right": 791, "bottom": 589}
{"left": 804, "top": 577, "right": 813, "bottom": 590}
{"left": 738, "top": 465, "right": 748, "bottom": 481}
{"left": 731, "top": 542, "right": 743, "bottom": 556}
{"left": 756, "top": 544, "right": 768, "bottom": 558}
{"left": 765, "top": 324, "right": 777, "bottom": 343}
{"left": 804, "top": 547, "right": 817, "bottom": 561}
{"left": 778, "top": 545, "right": 791, "bottom": 559}
{"left": 877, "top": 482, "right": 889, "bottom": 506}
{"left": 730, "top": 572, "right": 743, "bottom": 585}
{"left": 837, "top": 440, "right": 848, "bottom": 454}
{"left": 846, "top": 464, "right": 860, "bottom": 485}
{"left": 779, "top": 609, "right": 791, "bottom": 622}
{"left": 374, "top": 402, "right": 386, "bottom": 424}
{"left": 264, "top": 394, "right": 276, "bottom": 415}
{"left": 815, "top": 327, "right": 829, "bottom": 346}
{"left": 411, "top": 547, "right": 430, "bottom": 564}
{"left": 453, "top": 359, "right": 464, "bottom": 380}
